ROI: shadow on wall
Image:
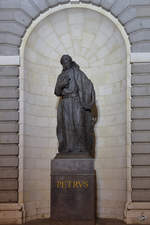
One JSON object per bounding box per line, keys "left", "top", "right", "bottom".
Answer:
{"left": 91, "top": 103, "right": 98, "bottom": 158}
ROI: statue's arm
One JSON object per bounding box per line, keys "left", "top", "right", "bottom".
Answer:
{"left": 54, "top": 74, "right": 69, "bottom": 96}
{"left": 54, "top": 84, "right": 62, "bottom": 97}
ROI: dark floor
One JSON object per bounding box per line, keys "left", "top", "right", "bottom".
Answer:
{"left": 10, "top": 218, "right": 130, "bottom": 225}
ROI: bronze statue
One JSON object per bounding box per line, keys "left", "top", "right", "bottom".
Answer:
{"left": 54, "top": 55, "right": 96, "bottom": 157}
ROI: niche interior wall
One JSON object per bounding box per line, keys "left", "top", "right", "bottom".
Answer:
{"left": 22, "top": 6, "right": 129, "bottom": 222}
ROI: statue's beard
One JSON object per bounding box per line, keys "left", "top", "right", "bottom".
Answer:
{"left": 63, "top": 62, "right": 72, "bottom": 70}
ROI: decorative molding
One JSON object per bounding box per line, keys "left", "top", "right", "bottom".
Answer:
{"left": 0, "top": 203, "right": 24, "bottom": 224}
{"left": 127, "top": 202, "right": 150, "bottom": 210}
{"left": 125, "top": 202, "right": 150, "bottom": 224}
{"left": 0, "top": 56, "right": 20, "bottom": 66}
{"left": 131, "top": 53, "right": 150, "bottom": 63}
{"left": 0, "top": 203, "right": 23, "bottom": 211}
{"left": 70, "top": 0, "right": 80, "bottom": 2}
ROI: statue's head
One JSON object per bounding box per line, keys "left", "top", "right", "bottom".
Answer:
{"left": 60, "top": 55, "right": 72, "bottom": 70}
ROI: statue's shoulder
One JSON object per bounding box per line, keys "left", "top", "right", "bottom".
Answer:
{"left": 75, "top": 67, "right": 86, "bottom": 78}
{"left": 57, "top": 72, "right": 64, "bottom": 80}
{"left": 80, "top": 70, "right": 94, "bottom": 89}
{"left": 58, "top": 72, "right": 63, "bottom": 77}
{"left": 79, "top": 69, "right": 91, "bottom": 82}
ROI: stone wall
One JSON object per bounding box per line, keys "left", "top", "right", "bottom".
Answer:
{"left": 23, "top": 8, "right": 127, "bottom": 221}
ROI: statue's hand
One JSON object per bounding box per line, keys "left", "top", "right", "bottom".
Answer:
{"left": 61, "top": 77, "right": 70, "bottom": 88}
{"left": 92, "top": 116, "right": 97, "bottom": 127}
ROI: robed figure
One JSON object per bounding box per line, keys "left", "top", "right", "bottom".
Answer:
{"left": 54, "top": 55, "right": 96, "bottom": 156}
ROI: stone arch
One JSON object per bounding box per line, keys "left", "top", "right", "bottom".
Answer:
{"left": 1, "top": 0, "right": 150, "bottom": 54}
{"left": 0, "top": 0, "right": 136, "bottom": 56}
{"left": 19, "top": 2, "right": 131, "bottom": 222}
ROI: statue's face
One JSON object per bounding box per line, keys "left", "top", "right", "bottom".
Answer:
{"left": 61, "top": 55, "right": 72, "bottom": 70}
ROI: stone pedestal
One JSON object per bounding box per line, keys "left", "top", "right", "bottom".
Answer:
{"left": 51, "top": 158, "right": 96, "bottom": 225}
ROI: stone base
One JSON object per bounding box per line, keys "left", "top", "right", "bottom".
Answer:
{"left": 55, "top": 152, "right": 92, "bottom": 159}
{"left": 125, "top": 202, "right": 150, "bottom": 224}
{"left": 0, "top": 203, "right": 24, "bottom": 224}
{"left": 50, "top": 219, "right": 95, "bottom": 225}
{"left": 51, "top": 159, "right": 96, "bottom": 225}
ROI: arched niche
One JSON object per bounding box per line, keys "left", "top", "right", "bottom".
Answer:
{"left": 20, "top": 4, "right": 130, "bottom": 222}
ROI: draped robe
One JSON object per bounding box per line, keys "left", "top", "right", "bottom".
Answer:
{"left": 54, "top": 64, "right": 95, "bottom": 154}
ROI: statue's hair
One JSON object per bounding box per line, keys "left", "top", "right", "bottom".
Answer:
{"left": 60, "top": 55, "right": 72, "bottom": 65}
{"left": 60, "top": 54, "right": 79, "bottom": 69}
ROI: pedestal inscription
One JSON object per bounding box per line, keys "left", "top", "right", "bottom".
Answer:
{"left": 51, "top": 159, "right": 96, "bottom": 225}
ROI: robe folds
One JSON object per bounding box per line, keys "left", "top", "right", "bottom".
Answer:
{"left": 54, "top": 64, "right": 95, "bottom": 154}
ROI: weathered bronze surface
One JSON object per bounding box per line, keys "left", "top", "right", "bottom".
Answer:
{"left": 54, "top": 55, "right": 96, "bottom": 156}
